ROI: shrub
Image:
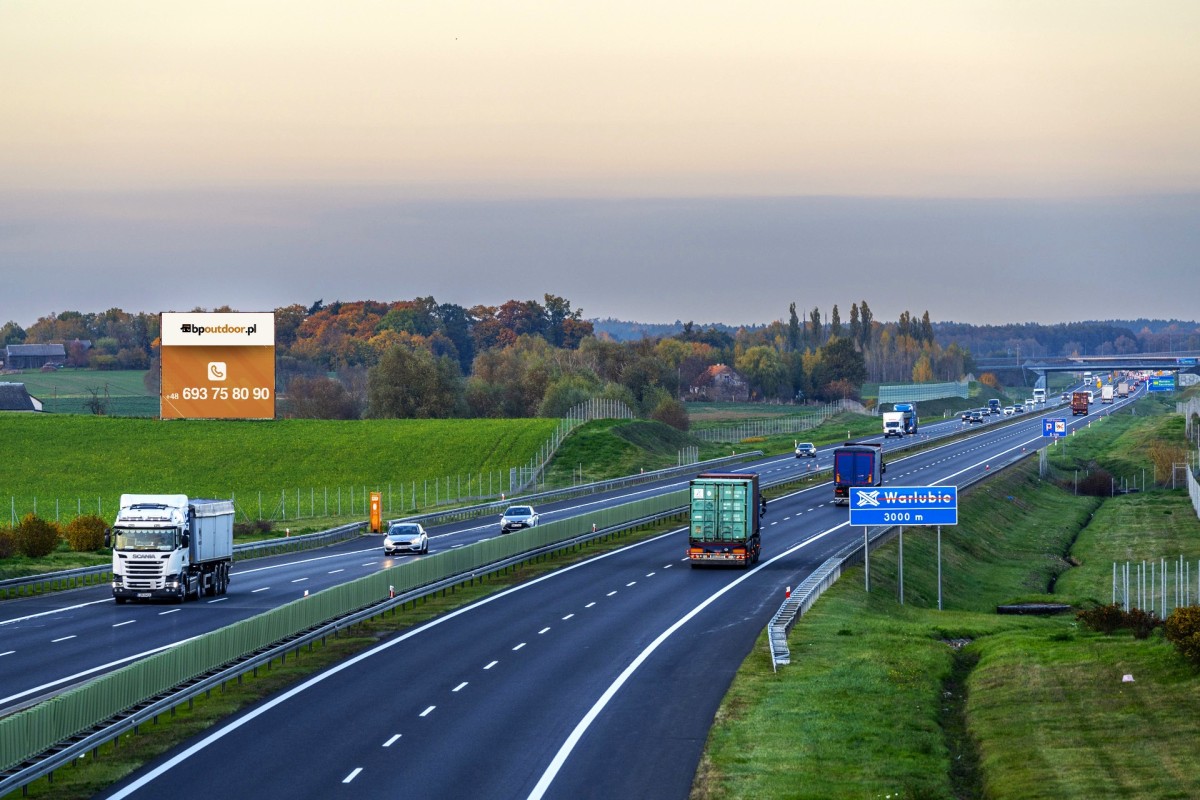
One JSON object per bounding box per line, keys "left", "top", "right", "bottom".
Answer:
{"left": 1076, "top": 603, "right": 1126, "bottom": 634}
{"left": 64, "top": 514, "right": 108, "bottom": 552}
{"left": 14, "top": 514, "right": 62, "bottom": 558}
{"left": 0, "top": 526, "right": 15, "bottom": 559}
{"left": 1125, "top": 607, "right": 1161, "bottom": 640}
{"left": 1164, "top": 606, "right": 1200, "bottom": 668}
{"left": 233, "top": 519, "right": 274, "bottom": 537}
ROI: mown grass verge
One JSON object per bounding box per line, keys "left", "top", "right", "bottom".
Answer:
{"left": 695, "top": 411, "right": 1200, "bottom": 799}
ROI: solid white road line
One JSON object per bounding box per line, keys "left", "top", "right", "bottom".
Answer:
{"left": 1, "top": 597, "right": 113, "bottom": 627}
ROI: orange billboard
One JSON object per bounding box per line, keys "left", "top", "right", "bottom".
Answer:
{"left": 160, "top": 312, "right": 275, "bottom": 420}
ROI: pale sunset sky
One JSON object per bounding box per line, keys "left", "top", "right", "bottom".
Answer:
{"left": 2, "top": 1, "right": 1198, "bottom": 327}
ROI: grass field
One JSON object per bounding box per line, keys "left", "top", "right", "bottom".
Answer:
{"left": 0, "top": 414, "right": 559, "bottom": 526}
{"left": 696, "top": 405, "right": 1200, "bottom": 799}
{"left": 2, "top": 368, "right": 156, "bottom": 416}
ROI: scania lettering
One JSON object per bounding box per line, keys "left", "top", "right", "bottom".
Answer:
{"left": 107, "top": 494, "right": 234, "bottom": 603}
{"left": 688, "top": 473, "right": 761, "bottom": 568}
{"left": 833, "top": 442, "right": 885, "bottom": 506}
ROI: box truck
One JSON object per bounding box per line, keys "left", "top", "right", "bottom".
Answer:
{"left": 1071, "top": 391, "right": 1090, "bottom": 416}
{"left": 882, "top": 411, "right": 905, "bottom": 438}
{"left": 1101, "top": 385, "right": 1114, "bottom": 404}
{"left": 107, "top": 494, "right": 234, "bottom": 603}
{"left": 1117, "top": 381, "right": 1130, "bottom": 398}
{"left": 688, "top": 473, "right": 761, "bottom": 567}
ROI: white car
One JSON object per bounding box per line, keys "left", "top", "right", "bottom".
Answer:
{"left": 1003, "top": 406, "right": 1015, "bottom": 416}
{"left": 500, "top": 505, "right": 539, "bottom": 534}
{"left": 383, "top": 522, "right": 429, "bottom": 555}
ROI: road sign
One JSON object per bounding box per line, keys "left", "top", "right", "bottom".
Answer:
{"left": 849, "top": 486, "right": 958, "bottom": 526}
{"left": 1176, "top": 357, "right": 1197, "bottom": 366}
{"left": 1148, "top": 375, "right": 1176, "bottom": 393}
{"left": 1042, "top": 418, "right": 1067, "bottom": 438}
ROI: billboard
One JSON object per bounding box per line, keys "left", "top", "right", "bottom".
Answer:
{"left": 160, "top": 312, "right": 275, "bottom": 419}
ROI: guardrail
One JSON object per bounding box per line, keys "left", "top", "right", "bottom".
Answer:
{"left": 767, "top": 437, "right": 1036, "bottom": 669}
{"left": 0, "top": 523, "right": 366, "bottom": 601}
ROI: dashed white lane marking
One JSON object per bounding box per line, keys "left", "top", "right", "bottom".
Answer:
{"left": 361, "top": 562, "right": 378, "bottom": 567}
{"left": 453, "top": 682, "right": 468, "bottom": 692}
{"left": 328, "top": 569, "right": 344, "bottom": 574}
{"left": 538, "top": 627, "right": 551, "bottom": 635}
{"left": 252, "top": 587, "right": 269, "bottom": 593}
{"left": 158, "top": 609, "right": 179, "bottom": 616}
{"left": 52, "top": 635, "right": 76, "bottom": 643}
{"left": 207, "top": 597, "right": 227, "bottom": 604}
{"left": 113, "top": 620, "right": 135, "bottom": 627}
{"left": 625, "top": 581, "right": 636, "bottom": 587}
{"left": 562, "top": 614, "right": 574, "bottom": 620}
{"left": 484, "top": 661, "right": 498, "bottom": 670}
{"left": 645, "top": 572, "right": 655, "bottom": 577}
{"left": 664, "top": 564, "right": 673, "bottom": 569}
{"left": 0, "top": 651, "right": 13, "bottom": 657}
{"left": 420, "top": 706, "right": 436, "bottom": 717}
{"left": 585, "top": 602, "right": 596, "bottom": 608}
{"left": 383, "top": 734, "right": 401, "bottom": 747}
{"left": 513, "top": 642, "right": 526, "bottom": 651}
{"left": 291, "top": 578, "right": 308, "bottom": 583}
{"left": 343, "top": 768, "right": 362, "bottom": 783}
{"left": 606, "top": 591, "right": 617, "bottom": 596}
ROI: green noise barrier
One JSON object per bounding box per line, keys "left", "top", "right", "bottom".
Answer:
{"left": 0, "top": 489, "right": 687, "bottom": 772}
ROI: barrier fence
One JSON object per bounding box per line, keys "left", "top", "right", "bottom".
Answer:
{"left": 691, "top": 403, "right": 840, "bottom": 443}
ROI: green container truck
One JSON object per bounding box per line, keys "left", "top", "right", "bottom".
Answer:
{"left": 688, "top": 472, "right": 762, "bottom": 568}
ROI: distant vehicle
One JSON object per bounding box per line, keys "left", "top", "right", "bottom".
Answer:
{"left": 832, "top": 442, "right": 884, "bottom": 506}
{"left": 1117, "top": 381, "right": 1130, "bottom": 398}
{"left": 987, "top": 399, "right": 1001, "bottom": 415}
{"left": 688, "top": 472, "right": 761, "bottom": 567}
{"left": 1013, "top": 404, "right": 1025, "bottom": 413}
{"left": 969, "top": 409, "right": 985, "bottom": 424}
{"left": 106, "top": 494, "right": 233, "bottom": 604}
{"left": 960, "top": 409, "right": 973, "bottom": 422}
{"left": 894, "top": 402, "right": 919, "bottom": 434}
{"left": 500, "top": 505, "right": 539, "bottom": 534}
{"left": 384, "top": 522, "right": 428, "bottom": 555}
{"left": 1061, "top": 392, "right": 1071, "bottom": 402}
{"left": 1101, "top": 385, "right": 1114, "bottom": 404}
{"left": 1003, "top": 406, "right": 1015, "bottom": 416}
{"left": 1085, "top": 391, "right": 1094, "bottom": 404}
{"left": 1071, "top": 391, "right": 1089, "bottom": 416}
{"left": 882, "top": 411, "right": 905, "bottom": 438}
{"left": 794, "top": 442, "right": 817, "bottom": 458}
{"left": 1032, "top": 388, "right": 1046, "bottom": 404}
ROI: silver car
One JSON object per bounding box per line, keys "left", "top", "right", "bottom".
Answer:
{"left": 794, "top": 442, "right": 817, "bottom": 458}
{"left": 384, "top": 523, "right": 429, "bottom": 555}
{"left": 500, "top": 505, "right": 539, "bottom": 534}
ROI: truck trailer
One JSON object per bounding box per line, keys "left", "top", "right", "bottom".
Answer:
{"left": 1117, "top": 381, "right": 1130, "bottom": 398}
{"left": 833, "top": 442, "right": 885, "bottom": 506}
{"left": 107, "top": 494, "right": 234, "bottom": 603}
{"left": 894, "top": 402, "right": 919, "bottom": 434}
{"left": 1101, "top": 385, "right": 1114, "bottom": 404}
{"left": 1071, "top": 391, "right": 1089, "bottom": 416}
{"left": 688, "top": 473, "right": 761, "bottom": 567}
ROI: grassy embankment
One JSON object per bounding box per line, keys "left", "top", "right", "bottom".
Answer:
{"left": 696, "top": 392, "right": 1200, "bottom": 800}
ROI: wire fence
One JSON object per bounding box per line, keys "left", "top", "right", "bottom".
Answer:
{"left": 690, "top": 403, "right": 840, "bottom": 443}
{"left": 1113, "top": 557, "right": 1200, "bottom": 617}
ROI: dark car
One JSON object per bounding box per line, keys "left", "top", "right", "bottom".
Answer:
{"left": 794, "top": 442, "right": 817, "bottom": 458}
{"left": 960, "top": 410, "right": 973, "bottom": 422}
{"left": 969, "top": 409, "right": 985, "bottom": 423}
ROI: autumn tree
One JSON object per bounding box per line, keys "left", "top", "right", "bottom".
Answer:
{"left": 367, "top": 346, "right": 463, "bottom": 418}
{"left": 284, "top": 376, "right": 362, "bottom": 419}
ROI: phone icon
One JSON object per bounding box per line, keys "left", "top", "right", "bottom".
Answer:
{"left": 208, "top": 362, "right": 227, "bottom": 381}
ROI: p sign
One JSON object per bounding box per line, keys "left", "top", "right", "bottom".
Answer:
{"left": 1043, "top": 418, "right": 1067, "bottom": 438}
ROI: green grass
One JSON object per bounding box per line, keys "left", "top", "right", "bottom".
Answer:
{"left": 697, "top": 420, "right": 1200, "bottom": 799}
{"left": 2, "top": 368, "right": 156, "bottom": 416}
{"left": 0, "top": 415, "right": 559, "bottom": 526}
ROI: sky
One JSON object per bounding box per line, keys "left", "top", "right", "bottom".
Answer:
{"left": 2, "top": 1, "right": 1198, "bottom": 329}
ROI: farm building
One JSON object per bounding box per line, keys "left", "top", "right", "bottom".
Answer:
{"left": 4, "top": 343, "right": 67, "bottom": 370}
{"left": 0, "top": 382, "right": 43, "bottom": 412}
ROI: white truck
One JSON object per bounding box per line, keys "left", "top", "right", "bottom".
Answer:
{"left": 882, "top": 411, "right": 906, "bottom": 437}
{"left": 107, "top": 494, "right": 234, "bottom": 603}
{"left": 1101, "top": 385, "right": 1114, "bottom": 404}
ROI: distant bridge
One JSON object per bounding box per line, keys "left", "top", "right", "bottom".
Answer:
{"left": 975, "top": 352, "right": 1200, "bottom": 377}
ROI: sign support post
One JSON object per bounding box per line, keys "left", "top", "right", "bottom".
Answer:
{"left": 937, "top": 525, "right": 943, "bottom": 611}
{"left": 864, "top": 527, "right": 869, "bottom": 591}
{"left": 898, "top": 525, "right": 904, "bottom": 604}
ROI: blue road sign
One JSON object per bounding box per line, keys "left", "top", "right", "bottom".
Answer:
{"left": 1042, "top": 418, "right": 1067, "bottom": 438}
{"left": 1176, "top": 357, "right": 1196, "bottom": 366}
{"left": 849, "top": 485, "right": 958, "bottom": 526}
{"left": 1148, "top": 376, "right": 1176, "bottom": 393}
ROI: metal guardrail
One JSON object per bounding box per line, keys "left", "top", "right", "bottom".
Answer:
{"left": 387, "top": 450, "right": 761, "bottom": 529}
{"left": 0, "top": 523, "right": 365, "bottom": 601}
{"left": 767, "top": 438, "right": 1037, "bottom": 669}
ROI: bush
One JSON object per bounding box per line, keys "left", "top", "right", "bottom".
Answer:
{"left": 0, "top": 526, "right": 15, "bottom": 559}
{"left": 1125, "top": 607, "right": 1161, "bottom": 640}
{"left": 14, "top": 514, "right": 62, "bottom": 558}
{"left": 233, "top": 519, "right": 274, "bottom": 537}
{"left": 1164, "top": 606, "right": 1200, "bottom": 668}
{"left": 1076, "top": 603, "right": 1126, "bottom": 634}
{"left": 64, "top": 514, "right": 108, "bottom": 552}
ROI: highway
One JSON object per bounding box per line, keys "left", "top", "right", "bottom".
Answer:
{"left": 90, "top": 389, "right": 1139, "bottom": 799}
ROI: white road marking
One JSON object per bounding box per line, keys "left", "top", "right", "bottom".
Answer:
{"left": 113, "top": 620, "right": 135, "bottom": 627}
{"left": 158, "top": 609, "right": 179, "bottom": 616}
{"left": 585, "top": 602, "right": 596, "bottom": 608}
{"left": 51, "top": 635, "right": 76, "bottom": 643}
{"left": 453, "top": 682, "right": 468, "bottom": 692}
{"left": 1, "top": 597, "right": 113, "bottom": 627}
{"left": 484, "top": 660, "right": 498, "bottom": 670}
{"left": 645, "top": 572, "right": 655, "bottom": 577}
{"left": 328, "top": 569, "right": 344, "bottom": 574}
{"left": 252, "top": 587, "right": 270, "bottom": 593}
{"left": 538, "top": 627, "right": 551, "bottom": 635}
{"left": 207, "top": 597, "right": 228, "bottom": 604}
{"left": 606, "top": 591, "right": 617, "bottom": 596}
{"left": 291, "top": 578, "right": 308, "bottom": 583}
{"left": 513, "top": 642, "right": 526, "bottom": 651}
{"left": 562, "top": 614, "right": 574, "bottom": 620}
{"left": 0, "top": 651, "right": 13, "bottom": 657}
{"left": 383, "top": 735, "right": 401, "bottom": 748}
{"left": 420, "top": 706, "right": 436, "bottom": 717}
{"left": 343, "top": 768, "right": 362, "bottom": 784}
{"left": 625, "top": 581, "right": 636, "bottom": 587}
